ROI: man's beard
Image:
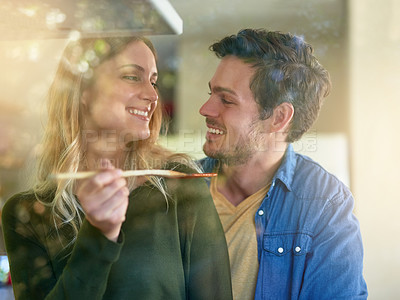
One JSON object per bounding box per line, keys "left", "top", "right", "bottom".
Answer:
{"left": 204, "top": 141, "right": 256, "bottom": 166}
{"left": 203, "top": 118, "right": 267, "bottom": 166}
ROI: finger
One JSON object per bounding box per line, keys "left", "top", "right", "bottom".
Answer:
{"left": 97, "top": 178, "right": 128, "bottom": 203}
{"left": 98, "top": 186, "right": 129, "bottom": 218}
{"left": 108, "top": 197, "right": 129, "bottom": 224}
{"left": 79, "top": 169, "right": 123, "bottom": 194}
{"left": 80, "top": 177, "right": 127, "bottom": 213}
{"left": 91, "top": 198, "right": 129, "bottom": 241}
{"left": 87, "top": 187, "right": 129, "bottom": 223}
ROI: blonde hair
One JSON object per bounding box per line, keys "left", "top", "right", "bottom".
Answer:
{"left": 33, "top": 36, "right": 196, "bottom": 242}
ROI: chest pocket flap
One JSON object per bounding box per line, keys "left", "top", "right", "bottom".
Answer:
{"left": 263, "top": 232, "right": 312, "bottom": 256}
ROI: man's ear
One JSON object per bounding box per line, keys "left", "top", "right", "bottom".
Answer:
{"left": 269, "top": 102, "right": 294, "bottom": 133}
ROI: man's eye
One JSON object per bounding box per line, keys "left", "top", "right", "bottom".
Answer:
{"left": 207, "top": 91, "right": 211, "bottom": 95}
{"left": 221, "top": 98, "right": 232, "bottom": 105}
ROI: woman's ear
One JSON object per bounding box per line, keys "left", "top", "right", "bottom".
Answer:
{"left": 270, "top": 102, "right": 294, "bottom": 133}
{"left": 81, "top": 89, "right": 90, "bottom": 108}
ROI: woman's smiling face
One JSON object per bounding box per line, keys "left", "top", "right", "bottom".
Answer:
{"left": 81, "top": 40, "right": 159, "bottom": 144}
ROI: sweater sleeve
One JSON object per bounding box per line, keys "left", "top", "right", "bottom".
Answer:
{"left": 1, "top": 193, "right": 124, "bottom": 300}
{"left": 175, "top": 175, "right": 233, "bottom": 300}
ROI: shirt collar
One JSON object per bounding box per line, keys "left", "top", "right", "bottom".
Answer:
{"left": 201, "top": 144, "right": 296, "bottom": 191}
{"left": 272, "top": 144, "right": 296, "bottom": 191}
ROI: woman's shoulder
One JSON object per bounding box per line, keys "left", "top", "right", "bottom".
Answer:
{"left": 2, "top": 189, "right": 53, "bottom": 219}
{"left": 3, "top": 190, "right": 36, "bottom": 209}
{"left": 163, "top": 160, "right": 211, "bottom": 203}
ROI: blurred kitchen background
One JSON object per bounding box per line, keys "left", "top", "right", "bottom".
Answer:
{"left": 0, "top": 0, "right": 399, "bottom": 299}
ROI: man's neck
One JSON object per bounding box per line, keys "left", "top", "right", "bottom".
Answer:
{"left": 217, "top": 147, "right": 287, "bottom": 207}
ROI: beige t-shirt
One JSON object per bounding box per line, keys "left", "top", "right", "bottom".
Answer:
{"left": 210, "top": 175, "right": 271, "bottom": 300}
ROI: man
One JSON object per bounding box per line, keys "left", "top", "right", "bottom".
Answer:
{"left": 198, "top": 29, "right": 367, "bottom": 299}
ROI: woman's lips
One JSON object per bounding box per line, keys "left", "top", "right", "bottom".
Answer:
{"left": 126, "top": 107, "right": 150, "bottom": 120}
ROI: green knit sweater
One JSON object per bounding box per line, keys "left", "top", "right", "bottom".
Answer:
{"left": 1, "top": 164, "right": 232, "bottom": 299}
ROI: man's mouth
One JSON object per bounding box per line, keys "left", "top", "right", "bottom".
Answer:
{"left": 207, "top": 126, "right": 224, "bottom": 135}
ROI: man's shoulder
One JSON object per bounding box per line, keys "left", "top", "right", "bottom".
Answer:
{"left": 289, "top": 151, "right": 352, "bottom": 200}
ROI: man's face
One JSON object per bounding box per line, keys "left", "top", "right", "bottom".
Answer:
{"left": 199, "top": 55, "right": 270, "bottom": 165}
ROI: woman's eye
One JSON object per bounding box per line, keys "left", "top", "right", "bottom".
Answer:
{"left": 207, "top": 91, "right": 211, "bottom": 96}
{"left": 123, "top": 75, "right": 139, "bottom": 81}
{"left": 151, "top": 82, "right": 158, "bottom": 89}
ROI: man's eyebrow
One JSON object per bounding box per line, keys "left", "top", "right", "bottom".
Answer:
{"left": 208, "top": 82, "right": 237, "bottom": 96}
{"left": 118, "top": 64, "right": 158, "bottom": 77}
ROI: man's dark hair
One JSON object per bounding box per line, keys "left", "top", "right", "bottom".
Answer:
{"left": 209, "top": 28, "right": 331, "bottom": 142}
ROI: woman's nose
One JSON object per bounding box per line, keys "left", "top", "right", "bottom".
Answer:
{"left": 141, "top": 81, "right": 158, "bottom": 102}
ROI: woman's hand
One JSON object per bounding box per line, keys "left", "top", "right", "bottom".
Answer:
{"left": 76, "top": 160, "right": 129, "bottom": 242}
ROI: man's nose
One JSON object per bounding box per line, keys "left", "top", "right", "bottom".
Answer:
{"left": 199, "top": 97, "right": 219, "bottom": 118}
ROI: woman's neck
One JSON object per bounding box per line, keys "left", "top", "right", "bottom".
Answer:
{"left": 82, "top": 135, "right": 129, "bottom": 170}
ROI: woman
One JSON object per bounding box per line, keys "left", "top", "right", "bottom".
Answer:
{"left": 1, "top": 36, "right": 232, "bottom": 299}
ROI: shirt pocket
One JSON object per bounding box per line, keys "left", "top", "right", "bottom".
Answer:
{"left": 263, "top": 232, "right": 312, "bottom": 256}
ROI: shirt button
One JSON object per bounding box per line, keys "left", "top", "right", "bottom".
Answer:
{"left": 277, "top": 247, "right": 284, "bottom": 253}
{"left": 295, "top": 246, "right": 301, "bottom": 253}
{"left": 258, "top": 210, "right": 264, "bottom": 216}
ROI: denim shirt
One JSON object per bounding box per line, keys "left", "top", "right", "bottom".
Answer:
{"left": 199, "top": 144, "right": 368, "bottom": 300}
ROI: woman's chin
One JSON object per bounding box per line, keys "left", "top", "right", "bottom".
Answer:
{"left": 123, "top": 130, "right": 151, "bottom": 143}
